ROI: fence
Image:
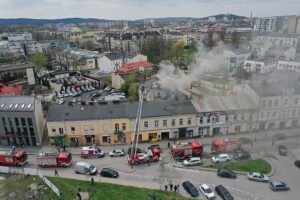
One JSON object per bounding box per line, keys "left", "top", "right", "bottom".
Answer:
{"left": 0, "top": 166, "right": 60, "bottom": 198}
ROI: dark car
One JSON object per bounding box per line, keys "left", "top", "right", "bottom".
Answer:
{"left": 100, "top": 168, "right": 119, "bottom": 178}
{"left": 182, "top": 181, "right": 199, "bottom": 197}
{"left": 234, "top": 152, "right": 251, "bottom": 160}
{"left": 295, "top": 160, "right": 300, "bottom": 169}
{"left": 269, "top": 181, "right": 289, "bottom": 191}
{"left": 127, "top": 147, "right": 142, "bottom": 154}
{"left": 217, "top": 169, "right": 237, "bottom": 179}
{"left": 278, "top": 145, "right": 288, "bottom": 156}
{"left": 215, "top": 185, "right": 234, "bottom": 200}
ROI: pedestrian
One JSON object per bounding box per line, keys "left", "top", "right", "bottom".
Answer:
{"left": 54, "top": 169, "right": 58, "bottom": 177}
{"left": 63, "top": 145, "right": 66, "bottom": 152}
{"left": 177, "top": 184, "right": 180, "bottom": 192}
{"left": 147, "top": 159, "right": 150, "bottom": 167}
{"left": 16, "top": 143, "right": 19, "bottom": 148}
{"left": 91, "top": 177, "right": 94, "bottom": 185}
{"left": 164, "top": 185, "right": 168, "bottom": 191}
{"left": 77, "top": 192, "right": 82, "bottom": 200}
{"left": 20, "top": 143, "right": 24, "bottom": 149}
{"left": 12, "top": 145, "right": 16, "bottom": 152}
{"left": 174, "top": 185, "right": 178, "bottom": 192}
{"left": 57, "top": 147, "right": 60, "bottom": 153}
{"left": 168, "top": 142, "right": 170, "bottom": 148}
{"left": 170, "top": 183, "right": 173, "bottom": 191}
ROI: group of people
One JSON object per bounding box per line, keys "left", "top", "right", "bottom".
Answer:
{"left": 164, "top": 183, "right": 179, "bottom": 192}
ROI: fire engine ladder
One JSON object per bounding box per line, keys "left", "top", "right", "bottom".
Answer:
{"left": 130, "top": 87, "right": 143, "bottom": 164}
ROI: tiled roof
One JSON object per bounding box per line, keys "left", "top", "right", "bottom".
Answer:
{"left": 117, "top": 61, "right": 153, "bottom": 73}
{"left": 0, "top": 84, "right": 23, "bottom": 96}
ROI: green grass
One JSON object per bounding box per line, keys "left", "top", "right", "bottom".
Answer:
{"left": 48, "top": 177, "right": 192, "bottom": 200}
{"left": 206, "top": 159, "right": 272, "bottom": 174}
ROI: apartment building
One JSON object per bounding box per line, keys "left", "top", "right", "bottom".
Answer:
{"left": 0, "top": 96, "right": 45, "bottom": 146}
{"left": 244, "top": 58, "right": 278, "bottom": 74}
{"left": 253, "top": 17, "right": 278, "bottom": 32}
{"left": 46, "top": 100, "right": 197, "bottom": 146}
{"left": 223, "top": 48, "right": 251, "bottom": 72}
{"left": 277, "top": 58, "right": 300, "bottom": 72}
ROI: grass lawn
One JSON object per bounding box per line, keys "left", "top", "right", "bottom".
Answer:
{"left": 206, "top": 159, "right": 271, "bottom": 174}
{"left": 49, "top": 177, "right": 192, "bottom": 200}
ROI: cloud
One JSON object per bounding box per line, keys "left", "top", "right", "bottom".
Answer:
{"left": 0, "top": 0, "right": 299, "bottom": 19}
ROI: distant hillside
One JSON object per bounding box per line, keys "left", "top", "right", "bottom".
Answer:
{"left": 0, "top": 18, "right": 112, "bottom": 26}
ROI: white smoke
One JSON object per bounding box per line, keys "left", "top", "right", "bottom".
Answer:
{"left": 158, "top": 42, "right": 228, "bottom": 91}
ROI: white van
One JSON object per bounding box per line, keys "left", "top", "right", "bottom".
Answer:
{"left": 74, "top": 162, "right": 97, "bottom": 175}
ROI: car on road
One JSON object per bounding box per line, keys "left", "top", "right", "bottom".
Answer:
{"left": 295, "top": 160, "right": 300, "bottom": 169}
{"left": 127, "top": 147, "right": 142, "bottom": 155}
{"left": 278, "top": 145, "right": 288, "bottom": 156}
{"left": 58, "top": 94, "right": 63, "bottom": 98}
{"left": 100, "top": 168, "right": 119, "bottom": 178}
{"left": 215, "top": 185, "right": 234, "bottom": 200}
{"left": 182, "top": 181, "right": 199, "bottom": 197}
{"left": 74, "top": 162, "right": 97, "bottom": 175}
{"left": 183, "top": 157, "right": 202, "bottom": 166}
{"left": 217, "top": 169, "right": 236, "bottom": 179}
{"left": 269, "top": 181, "right": 289, "bottom": 191}
{"left": 199, "top": 183, "right": 215, "bottom": 199}
{"left": 212, "top": 154, "right": 230, "bottom": 163}
{"left": 247, "top": 172, "right": 269, "bottom": 182}
{"left": 58, "top": 98, "right": 64, "bottom": 105}
{"left": 234, "top": 152, "right": 251, "bottom": 161}
{"left": 109, "top": 149, "right": 125, "bottom": 157}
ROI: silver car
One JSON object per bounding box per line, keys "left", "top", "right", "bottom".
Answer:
{"left": 247, "top": 172, "right": 269, "bottom": 182}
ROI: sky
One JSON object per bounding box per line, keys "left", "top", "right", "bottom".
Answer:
{"left": 0, "top": 0, "right": 299, "bottom": 20}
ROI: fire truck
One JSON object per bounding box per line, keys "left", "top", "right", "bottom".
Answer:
{"left": 0, "top": 150, "right": 27, "bottom": 166}
{"left": 36, "top": 152, "right": 72, "bottom": 168}
{"left": 127, "top": 149, "right": 159, "bottom": 165}
{"left": 211, "top": 138, "right": 241, "bottom": 154}
{"left": 171, "top": 141, "right": 204, "bottom": 160}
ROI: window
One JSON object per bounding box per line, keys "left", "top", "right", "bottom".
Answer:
{"left": 262, "top": 100, "right": 266, "bottom": 107}
{"left": 234, "top": 114, "right": 237, "bottom": 121}
{"left": 114, "top": 124, "right": 119, "bottom": 132}
{"left": 21, "top": 118, "right": 26, "bottom": 127}
{"left": 241, "top": 114, "right": 244, "bottom": 120}
{"left": 260, "top": 112, "right": 264, "bottom": 118}
{"left": 199, "top": 116, "right": 203, "bottom": 124}
{"left": 272, "top": 111, "right": 276, "bottom": 117}
{"left": 268, "top": 100, "right": 272, "bottom": 107}
{"left": 27, "top": 118, "right": 33, "bottom": 127}
{"left": 207, "top": 117, "right": 210, "bottom": 123}
{"left": 30, "top": 128, "right": 35, "bottom": 136}
{"left": 284, "top": 99, "right": 288, "bottom": 104}
{"left": 71, "top": 127, "right": 76, "bottom": 132}
{"left": 282, "top": 111, "right": 286, "bottom": 118}
{"left": 187, "top": 118, "right": 191, "bottom": 125}
{"left": 15, "top": 118, "right": 19, "bottom": 126}
{"left": 294, "top": 98, "right": 298, "bottom": 104}
{"left": 216, "top": 115, "right": 219, "bottom": 122}
{"left": 266, "top": 112, "right": 270, "bottom": 117}
{"left": 144, "top": 121, "right": 148, "bottom": 128}
{"left": 163, "top": 120, "right": 167, "bottom": 127}
{"left": 2, "top": 117, "right": 6, "bottom": 126}
{"left": 274, "top": 100, "right": 278, "bottom": 106}
{"left": 172, "top": 119, "right": 175, "bottom": 126}
{"left": 179, "top": 118, "right": 183, "bottom": 125}
{"left": 52, "top": 128, "right": 56, "bottom": 133}
{"left": 292, "top": 110, "right": 296, "bottom": 117}
{"left": 59, "top": 128, "right": 64, "bottom": 134}
{"left": 249, "top": 114, "right": 252, "bottom": 120}
{"left": 155, "top": 120, "right": 159, "bottom": 128}
{"left": 122, "top": 123, "right": 126, "bottom": 131}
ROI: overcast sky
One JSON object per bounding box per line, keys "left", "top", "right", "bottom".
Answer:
{"left": 0, "top": 0, "right": 299, "bottom": 20}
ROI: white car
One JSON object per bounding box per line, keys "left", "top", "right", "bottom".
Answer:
{"left": 183, "top": 157, "right": 202, "bottom": 166}
{"left": 212, "top": 154, "right": 230, "bottom": 163}
{"left": 63, "top": 93, "right": 69, "bottom": 97}
{"left": 109, "top": 149, "right": 125, "bottom": 157}
{"left": 58, "top": 94, "right": 63, "bottom": 98}
{"left": 199, "top": 184, "right": 215, "bottom": 199}
{"left": 247, "top": 172, "right": 269, "bottom": 183}
{"left": 58, "top": 98, "right": 64, "bottom": 105}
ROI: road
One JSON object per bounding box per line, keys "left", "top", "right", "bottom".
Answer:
{"left": 5, "top": 128, "right": 300, "bottom": 200}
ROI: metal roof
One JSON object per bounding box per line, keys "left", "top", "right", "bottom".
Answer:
{"left": 47, "top": 100, "right": 196, "bottom": 122}
{"left": 0, "top": 96, "right": 35, "bottom": 112}
{"left": 0, "top": 63, "right": 35, "bottom": 73}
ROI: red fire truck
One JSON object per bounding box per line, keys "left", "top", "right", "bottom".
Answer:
{"left": 211, "top": 138, "right": 241, "bottom": 154}
{"left": 0, "top": 150, "right": 27, "bottom": 166}
{"left": 36, "top": 152, "right": 72, "bottom": 168}
{"left": 127, "top": 149, "right": 159, "bottom": 165}
{"left": 171, "top": 141, "right": 203, "bottom": 160}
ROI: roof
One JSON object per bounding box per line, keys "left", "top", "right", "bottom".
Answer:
{"left": 248, "top": 81, "right": 300, "bottom": 97}
{"left": 117, "top": 61, "right": 153, "bottom": 73}
{"left": 257, "top": 32, "right": 298, "bottom": 39}
{"left": 0, "top": 83, "right": 23, "bottom": 96}
{"left": 228, "top": 48, "right": 250, "bottom": 55}
{"left": 0, "top": 63, "right": 35, "bottom": 73}
{"left": 105, "top": 53, "right": 127, "bottom": 61}
{"left": 47, "top": 100, "right": 196, "bottom": 122}
{"left": 0, "top": 96, "right": 35, "bottom": 112}
{"left": 192, "top": 95, "right": 257, "bottom": 113}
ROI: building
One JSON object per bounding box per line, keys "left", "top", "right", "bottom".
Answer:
{"left": 235, "top": 81, "right": 300, "bottom": 130}
{"left": 267, "top": 46, "right": 296, "bottom": 60}
{"left": 244, "top": 58, "right": 278, "bottom": 74}
{"left": 0, "top": 83, "right": 23, "bottom": 96}
{"left": 0, "top": 96, "right": 45, "bottom": 146}
{"left": 46, "top": 100, "right": 197, "bottom": 146}
{"left": 253, "top": 17, "right": 279, "bottom": 32}
{"left": 223, "top": 48, "right": 251, "bottom": 72}
{"left": 0, "top": 63, "right": 36, "bottom": 85}
{"left": 192, "top": 95, "right": 258, "bottom": 137}
{"left": 277, "top": 58, "right": 300, "bottom": 72}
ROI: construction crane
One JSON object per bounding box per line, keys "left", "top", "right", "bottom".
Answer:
{"left": 129, "top": 86, "right": 144, "bottom": 166}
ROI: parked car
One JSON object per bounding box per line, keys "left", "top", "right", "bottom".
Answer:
{"left": 234, "top": 152, "right": 251, "bottom": 161}
{"left": 295, "top": 160, "right": 300, "bottom": 169}
{"left": 109, "top": 149, "right": 125, "bottom": 157}
{"left": 92, "top": 92, "right": 101, "bottom": 98}
{"left": 217, "top": 169, "right": 236, "bottom": 179}
{"left": 182, "top": 181, "right": 199, "bottom": 197}
{"left": 104, "top": 86, "right": 112, "bottom": 92}
{"left": 148, "top": 144, "right": 160, "bottom": 150}
{"left": 100, "top": 168, "right": 119, "bottom": 178}
{"left": 74, "top": 162, "right": 97, "bottom": 175}
{"left": 212, "top": 154, "right": 230, "bottom": 163}
{"left": 58, "top": 98, "right": 64, "bottom": 105}
{"left": 247, "top": 172, "right": 269, "bottom": 182}
{"left": 269, "top": 181, "right": 289, "bottom": 191}
{"left": 63, "top": 93, "right": 69, "bottom": 97}
{"left": 278, "top": 145, "right": 288, "bottom": 156}
{"left": 199, "top": 183, "right": 215, "bottom": 199}
{"left": 215, "top": 185, "right": 234, "bottom": 200}
{"left": 183, "top": 157, "right": 202, "bottom": 166}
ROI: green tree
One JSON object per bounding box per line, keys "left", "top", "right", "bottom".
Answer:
{"left": 32, "top": 53, "right": 47, "bottom": 71}
{"left": 128, "top": 83, "right": 138, "bottom": 101}
{"left": 171, "top": 40, "right": 185, "bottom": 59}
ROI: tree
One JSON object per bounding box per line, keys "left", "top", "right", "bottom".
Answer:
{"left": 171, "top": 40, "right": 185, "bottom": 60}
{"left": 32, "top": 53, "right": 47, "bottom": 71}
{"left": 128, "top": 83, "right": 138, "bottom": 101}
